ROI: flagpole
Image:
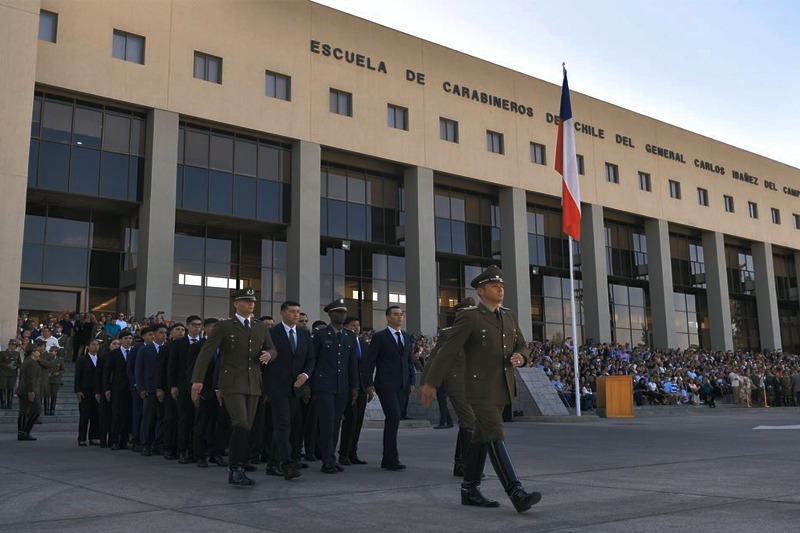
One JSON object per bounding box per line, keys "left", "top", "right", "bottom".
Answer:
{"left": 568, "top": 236, "right": 580, "bottom": 416}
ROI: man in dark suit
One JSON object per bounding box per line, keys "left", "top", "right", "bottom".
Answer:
{"left": 127, "top": 327, "right": 153, "bottom": 452}
{"left": 263, "top": 300, "right": 315, "bottom": 480}
{"left": 136, "top": 324, "right": 167, "bottom": 456}
{"left": 191, "top": 287, "right": 277, "bottom": 486}
{"left": 338, "top": 316, "right": 368, "bottom": 465}
{"left": 420, "top": 265, "right": 541, "bottom": 513}
{"left": 362, "top": 306, "right": 415, "bottom": 471}
{"left": 310, "top": 299, "right": 359, "bottom": 474}
{"left": 104, "top": 330, "right": 133, "bottom": 450}
{"left": 75, "top": 339, "right": 101, "bottom": 446}
{"left": 169, "top": 315, "right": 203, "bottom": 463}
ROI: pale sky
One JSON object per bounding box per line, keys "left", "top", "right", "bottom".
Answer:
{"left": 313, "top": 0, "right": 800, "bottom": 171}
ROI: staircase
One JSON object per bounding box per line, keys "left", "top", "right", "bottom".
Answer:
{"left": 0, "top": 362, "right": 79, "bottom": 426}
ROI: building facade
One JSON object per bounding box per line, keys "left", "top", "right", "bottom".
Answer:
{"left": 2, "top": 0, "right": 799, "bottom": 352}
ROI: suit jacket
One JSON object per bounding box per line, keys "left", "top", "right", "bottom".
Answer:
{"left": 168, "top": 336, "right": 199, "bottom": 392}
{"left": 103, "top": 347, "right": 131, "bottom": 393}
{"left": 135, "top": 343, "right": 162, "bottom": 394}
{"left": 191, "top": 317, "right": 276, "bottom": 396}
{"left": 420, "top": 326, "right": 466, "bottom": 395}
{"left": 263, "top": 323, "right": 315, "bottom": 399}
{"left": 155, "top": 340, "right": 172, "bottom": 391}
{"left": 310, "top": 325, "right": 359, "bottom": 395}
{"left": 126, "top": 342, "right": 145, "bottom": 393}
{"left": 16, "top": 356, "right": 41, "bottom": 395}
{"left": 422, "top": 302, "right": 528, "bottom": 405}
{"left": 362, "top": 328, "right": 415, "bottom": 391}
{"left": 74, "top": 353, "right": 99, "bottom": 393}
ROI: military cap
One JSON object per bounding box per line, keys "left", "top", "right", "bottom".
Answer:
{"left": 7, "top": 338, "right": 18, "bottom": 346}
{"left": 454, "top": 297, "right": 475, "bottom": 311}
{"left": 34, "top": 337, "right": 47, "bottom": 345}
{"left": 323, "top": 298, "right": 348, "bottom": 313}
{"left": 470, "top": 265, "right": 504, "bottom": 288}
{"left": 232, "top": 286, "right": 257, "bottom": 301}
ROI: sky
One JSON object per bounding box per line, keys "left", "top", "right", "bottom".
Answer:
{"left": 313, "top": 0, "right": 800, "bottom": 170}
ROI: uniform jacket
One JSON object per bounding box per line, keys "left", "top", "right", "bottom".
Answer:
{"left": 0, "top": 349, "right": 19, "bottom": 378}
{"left": 422, "top": 302, "right": 529, "bottom": 405}
{"left": 420, "top": 326, "right": 467, "bottom": 395}
{"left": 74, "top": 353, "right": 99, "bottom": 394}
{"left": 46, "top": 354, "right": 65, "bottom": 384}
{"left": 16, "top": 356, "right": 41, "bottom": 396}
{"left": 263, "top": 323, "right": 315, "bottom": 399}
{"left": 103, "top": 347, "right": 131, "bottom": 393}
{"left": 362, "top": 328, "right": 415, "bottom": 391}
{"left": 191, "top": 317, "right": 276, "bottom": 397}
{"left": 168, "top": 336, "right": 200, "bottom": 392}
{"left": 310, "top": 325, "right": 359, "bottom": 395}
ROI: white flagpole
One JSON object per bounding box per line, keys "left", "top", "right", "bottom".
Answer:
{"left": 568, "top": 236, "right": 581, "bottom": 416}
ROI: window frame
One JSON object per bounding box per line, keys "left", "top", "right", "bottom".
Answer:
{"left": 387, "top": 104, "right": 408, "bottom": 131}
{"left": 112, "top": 30, "right": 145, "bottom": 64}
{"left": 193, "top": 51, "right": 223, "bottom": 84}
{"left": 668, "top": 180, "right": 681, "bottom": 199}
{"left": 439, "top": 117, "right": 459, "bottom": 143}
{"left": 329, "top": 88, "right": 353, "bottom": 117}
{"left": 486, "top": 130, "right": 504, "bottom": 155}
{"left": 530, "top": 142, "right": 546, "bottom": 165}
{"left": 723, "top": 195, "right": 735, "bottom": 213}
{"left": 748, "top": 201, "right": 758, "bottom": 219}
{"left": 605, "top": 162, "right": 619, "bottom": 184}
{"left": 697, "top": 187, "right": 709, "bottom": 207}
{"left": 771, "top": 207, "right": 781, "bottom": 225}
{"left": 638, "top": 171, "right": 651, "bottom": 192}
{"left": 39, "top": 10, "right": 58, "bottom": 43}
{"left": 265, "top": 70, "right": 291, "bottom": 101}
{"left": 576, "top": 154, "right": 585, "bottom": 175}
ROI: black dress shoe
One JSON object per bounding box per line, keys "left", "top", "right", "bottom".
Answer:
{"left": 509, "top": 488, "right": 542, "bottom": 513}
{"left": 320, "top": 462, "right": 338, "bottom": 474}
{"left": 111, "top": 443, "right": 120, "bottom": 451}
{"left": 78, "top": 441, "right": 88, "bottom": 447}
{"left": 461, "top": 485, "right": 500, "bottom": 507}
{"left": 349, "top": 456, "right": 368, "bottom": 465}
{"left": 243, "top": 463, "right": 257, "bottom": 472}
{"left": 178, "top": 452, "right": 190, "bottom": 464}
{"left": 283, "top": 463, "right": 301, "bottom": 480}
{"left": 131, "top": 443, "right": 142, "bottom": 453}
{"left": 100, "top": 442, "right": 108, "bottom": 449}
{"left": 296, "top": 461, "right": 309, "bottom": 469}
{"left": 141, "top": 447, "right": 152, "bottom": 456}
{"left": 209, "top": 455, "right": 228, "bottom": 467}
{"left": 164, "top": 452, "right": 177, "bottom": 461}
{"left": 118, "top": 442, "right": 128, "bottom": 450}
{"left": 334, "top": 462, "right": 344, "bottom": 472}
{"left": 400, "top": 416, "right": 412, "bottom": 420}
{"left": 433, "top": 424, "right": 448, "bottom": 429}
{"left": 197, "top": 456, "right": 208, "bottom": 468}
{"left": 228, "top": 467, "right": 256, "bottom": 486}
{"left": 445, "top": 422, "right": 454, "bottom": 428}
{"left": 265, "top": 463, "right": 284, "bottom": 477}
{"left": 303, "top": 454, "right": 317, "bottom": 462}
{"left": 381, "top": 461, "right": 406, "bottom": 471}
{"left": 338, "top": 456, "right": 352, "bottom": 466}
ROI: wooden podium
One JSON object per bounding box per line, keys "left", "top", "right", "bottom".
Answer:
{"left": 596, "top": 375, "right": 634, "bottom": 418}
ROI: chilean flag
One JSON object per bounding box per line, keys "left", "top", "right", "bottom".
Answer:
{"left": 555, "top": 68, "right": 581, "bottom": 241}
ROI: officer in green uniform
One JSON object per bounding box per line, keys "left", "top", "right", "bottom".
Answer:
{"left": 420, "top": 265, "right": 542, "bottom": 513}
{"left": 44, "top": 345, "right": 65, "bottom": 415}
{"left": 16, "top": 347, "right": 42, "bottom": 440}
{"left": 421, "top": 297, "right": 477, "bottom": 477}
{"left": 0, "top": 339, "right": 20, "bottom": 410}
{"left": 191, "top": 287, "right": 278, "bottom": 486}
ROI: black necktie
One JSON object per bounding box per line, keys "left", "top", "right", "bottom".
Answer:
{"left": 494, "top": 309, "right": 501, "bottom": 320}
{"left": 123, "top": 349, "right": 128, "bottom": 361}
{"left": 190, "top": 338, "right": 197, "bottom": 344}
{"left": 396, "top": 331, "right": 404, "bottom": 350}
{"left": 244, "top": 318, "right": 250, "bottom": 329}
{"left": 289, "top": 329, "right": 297, "bottom": 352}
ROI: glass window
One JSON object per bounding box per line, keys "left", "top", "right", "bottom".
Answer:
{"left": 39, "top": 10, "right": 58, "bottom": 42}
{"left": 605, "top": 163, "right": 619, "bottom": 183}
{"left": 112, "top": 30, "right": 145, "bottom": 64}
{"left": 748, "top": 201, "right": 758, "bottom": 219}
{"left": 24, "top": 215, "right": 46, "bottom": 243}
{"left": 38, "top": 141, "right": 70, "bottom": 190}
{"left": 21, "top": 244, "right": 43, "bottom": 283}
{"left": 184, "top": 129, "right": 209, "bottom": 167}
{"left": 439, "top": 117, "right": 458, "bottom": 143}
{"left": 235, "top": 139, "right": 257, "bottom": 176}
{"left": 697, "top": 187, "right": 709, "bottom": 206}
{"left": 257, "top": 144, "right": 280, "bottom": 181}
{"left": 43, "top": 247, "right": 88, "bottom": 286}
{"left": 194, "top": 51, "right": 222, "bottom": 83}
{"left": 326, "top": 199, "right": 347, "bottom": 238}
{"left": 103, "top": 114, "right": 131, "bottom": 153}
{"left": 530, "top": 142, "right": 546, "bottom": 165}
{"left": 347, "top": 175, "right": 366, "bottom": 203}
{"left": 233, "top": 175, "right": 257, "bottom": 218}
{"left": 388, "top": 104, "right": 408, "bottom": 130}
{"left": 793, "top": 213, "right": 800, "bottom": 230}
{"left": 100, "top": 152, "right": 129, "bottom": 199}
{"left": 73, "top": 107, "right": 103, "bottom": 148}
{"left": 41, "top": 100, "right": 73, "bottom": 143}
{"left": 182, "top": 166, "right": 209, "bottom": 211}
{"left": 329, "top": 88, "right": 352, "bottom": 116}
{"left": 638, "top": 171, "right": 651, "bottom": 192}
{"left": 326, "top": 169, "right": 347, "bottom": 201}
{"left": 669, "top": 180, "right": 681, "bottom": 199}
{"left": 576, "top": 154, "right": 585, "bottom": 175}
{"left": 347, "top": 204, "right": 367, "bottom": 240}
{"left": 486, "top": 130, "right": 504, "bottom": 154}
{"left": 69, "top": 146, "right": 101, "bottom": 195}
{"left": 208, "top": 171, "right": 233, "bottom": 215}
{"left": 257, "top": 179, "right": 281, "bottom": 222}
{"left": 771, "top": 207, "right": 781, "bottom": 224}
{"left": 210, "top": 134, "right": 234, "bottom": 171}
{"left": 265, "top": 71, "right": 291, "bottom": 101}
{"left": 724, "top": 195, "right": 735, "bottom": 213}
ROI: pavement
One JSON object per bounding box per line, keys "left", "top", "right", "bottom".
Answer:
{"left": 2, "top": 405, "right": 800, "bottom": 532}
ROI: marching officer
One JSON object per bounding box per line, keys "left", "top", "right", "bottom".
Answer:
{"left": 0, "top": 339, "right": 20, "bottom": 410}
{"left": 191, "top": 287, "right": 277, "bottom": 486}
{"left": 420, "top": 265, "right": 541, "bottom": 513}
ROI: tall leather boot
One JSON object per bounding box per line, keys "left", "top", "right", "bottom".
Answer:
{"left": 460, "top": 442, "right": 499, "bottom": 507}
{"left": 453, "top": 427, "right": 471, "bottom": 476}
{"left": 0, "top": 389, "right": 6, "bottom": 410}
{"left": 6, "top": 390, "right": 12, "bottom": 410}
{"left": 22, "top": 413, "right": 39, "bottom": 440}
{"left": 227, "top": 427, "right": 255, "bottom": 486}
{"left": 487, "top": 440, "right": 541, "bottom": 513}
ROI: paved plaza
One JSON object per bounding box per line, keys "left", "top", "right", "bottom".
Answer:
{"left": 2, "top": 406, "right": 799, "bottom": 532}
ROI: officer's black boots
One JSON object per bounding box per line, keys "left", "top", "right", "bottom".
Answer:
{"left": 460, "top": 441, "right": 499, "bottom": 508}
{"left": 487, "top": 440, "right": 541, "bottom": 513}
